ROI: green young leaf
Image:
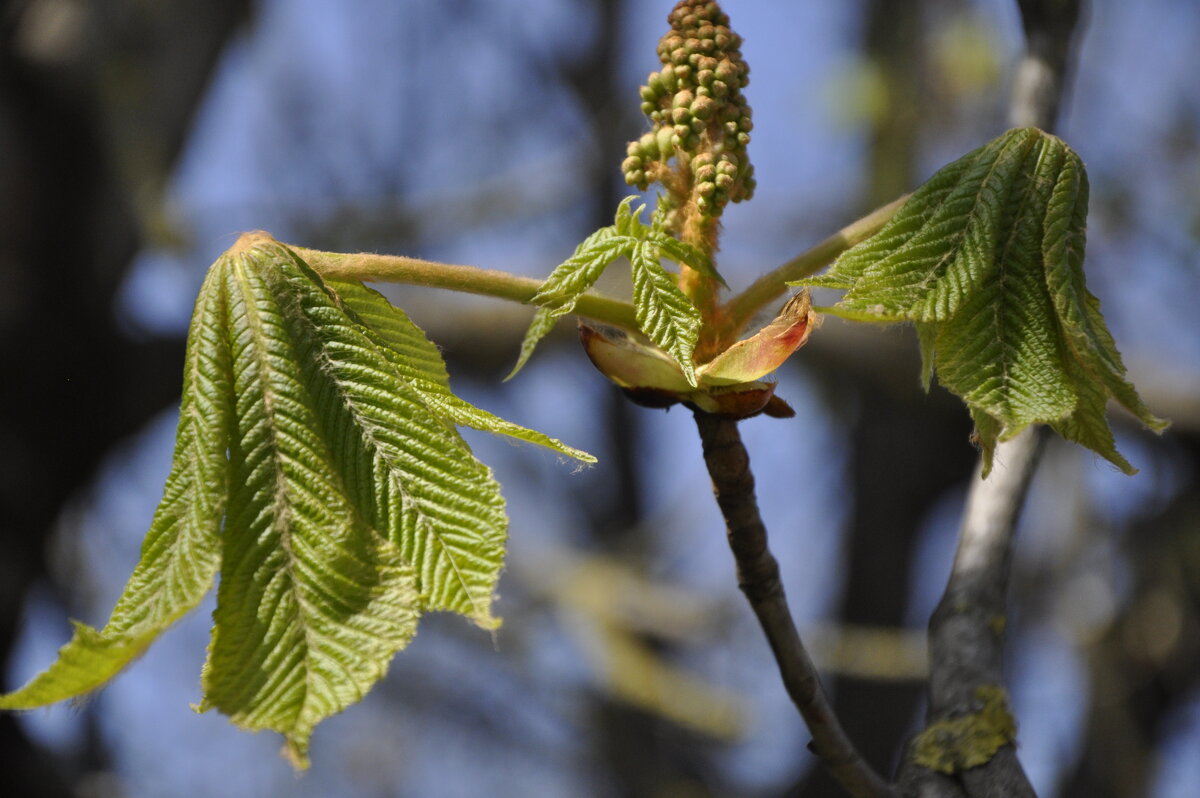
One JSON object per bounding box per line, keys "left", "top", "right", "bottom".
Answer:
{"left": 513, "top": 196, "right": 723, "bottom": 380}
{"left": 199, "top": 241, "right": 520, "bottom": 762}
{"left": 801, "top": 128, "right": 1166, "bottom": 471}
{"left": 329, "top": 279, "right": 595, "bottom": 462}
{"left": 4, "top": 233, "right": 591, "bottom": 765}
{"left": 507, "top": 305, "right": 560, "bottom": 381}
{"left": 1, "top": 265, "right": 234, "bottom": 709}
{"left": 509, "top": 220, "right": 631, "bottom": 379}
{"left": 527, "top": 225, "right": 626, "bottom": 309}
{"left": 630, "top": 239, "right": 703, "bottom": 387}
{"left": 652, "top": 230, "right": 726, "bottom": 287}
{"left": 613, "top": 194, "right": 646, "bottom": 237}
{"left": 198, "top": 247, "right": 432, "bottom": 766}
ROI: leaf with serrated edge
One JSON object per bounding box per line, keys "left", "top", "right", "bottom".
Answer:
{"left": 528, "top": 226, "right": 628, "bottom": 309}
{"left": 801, "top": 128, "right": 1166, "bottom": 473}
{"left": 513, "top": 201, "right": 636, "bottom": 374}
{"left": 1041, "top": 155, "right": 1168, "bottom": 437}
{"left": 931, "top": 134, "right": 1076, "bottom": 451}
{"left": 835, "top": 129, "right": 1042, "bottom": 322}
{"left": 328, "top": 279, "right": 594, "bottom": 462}
{"left": 195, "top": 240, "right": 508, "bottom": 765}
{"left": 614, "top": 195, "right": 645, "bottom": 236}
{"left": 652, "top": 230, "right": 727, "bottom": 287}
{"left": 630, "top": 240, "right": 702, "bottom": 387}
{"left": 1, "top": 264, "right": 233, "bottom": 709}
{"left": 507, "top": 306, "right": 560, "bottom": 381}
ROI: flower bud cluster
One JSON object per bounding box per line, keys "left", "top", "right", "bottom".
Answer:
{"left": 623, "top": 0, "right": 755, "bottom": 223}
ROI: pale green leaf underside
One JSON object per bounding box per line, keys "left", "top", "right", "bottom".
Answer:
{"left": 803, "top": 128, "right": 1166, "bottom": 473}
{"left": 4, "top": 235, "right": 589, "bottom": 765}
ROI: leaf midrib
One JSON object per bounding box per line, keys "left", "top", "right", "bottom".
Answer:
{"left": 232, "top": 258, "right": 321, "bottom": 727}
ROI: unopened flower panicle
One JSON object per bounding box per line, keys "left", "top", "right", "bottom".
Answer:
{"left": 623, "top": 0, "right": 755, "bottom": 237}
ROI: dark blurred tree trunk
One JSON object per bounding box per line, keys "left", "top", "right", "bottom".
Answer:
{"left": 0, "top": 1, "right": 248, "bottom": 793}
{"left": 1056, "top": 429, "right": 1200, "bottom": 798}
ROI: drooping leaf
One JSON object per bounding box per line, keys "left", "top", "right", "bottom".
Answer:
{"left": 630, "top": 240, "right": 703, "bottom": 386}
{"left": 0, "top": 265, "right": 234, "bottom": 709}
{"left": 197, "top": 247, "right": 430, "bottom": 765}
{"left": 5, "top": 232, "right": 591, "bottom": 765}
{"left": 801, "top": 128, "right": 1167, "bottom": 470}
{"left": 329, "top": 279, "right": 594, "bottom": 462}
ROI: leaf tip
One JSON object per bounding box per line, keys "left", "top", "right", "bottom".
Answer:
{"left": 283, "top": 737, "right": 312, "bottom": 771}
{"left": 229, "top": 230, "right": 279, "bottom": 255}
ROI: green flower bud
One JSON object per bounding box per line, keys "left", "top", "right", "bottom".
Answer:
{"left": 672, "top": 106, "right": 691, "bottom": 124}
{"left": 711, "top": 79, "right": 728, "bottom": 97}
{"left": 640, "top": 101, "right": 655, "bottom": 115}
{"left": 672, "top": 89, "right": 694, "bottom": 109}
{"left": 691, "top": 96, "right": 717, "bottom": 119}
{"left": 697, "top": 69, "right": 715, "bottom": 86}
{"left": 697, "top": 180, "right": 716, "bottom": 197}
{"left": 622, "top": 155, "right": 643, "bottom": 173}
{"left": 656, "top": 126, "right": 675, "bottom": 154}
{"left": 714, "top": 173, "right": 734, "bottom": 190}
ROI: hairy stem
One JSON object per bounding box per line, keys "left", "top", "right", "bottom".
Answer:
{"left": 720, "top": 194, "right": 907, "bottom": 339}
{"left": 292, "top": 246, "right": 640, "bottom": 333}
{"left": 693, "top": 411, "right": 897, "bottom": 798}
